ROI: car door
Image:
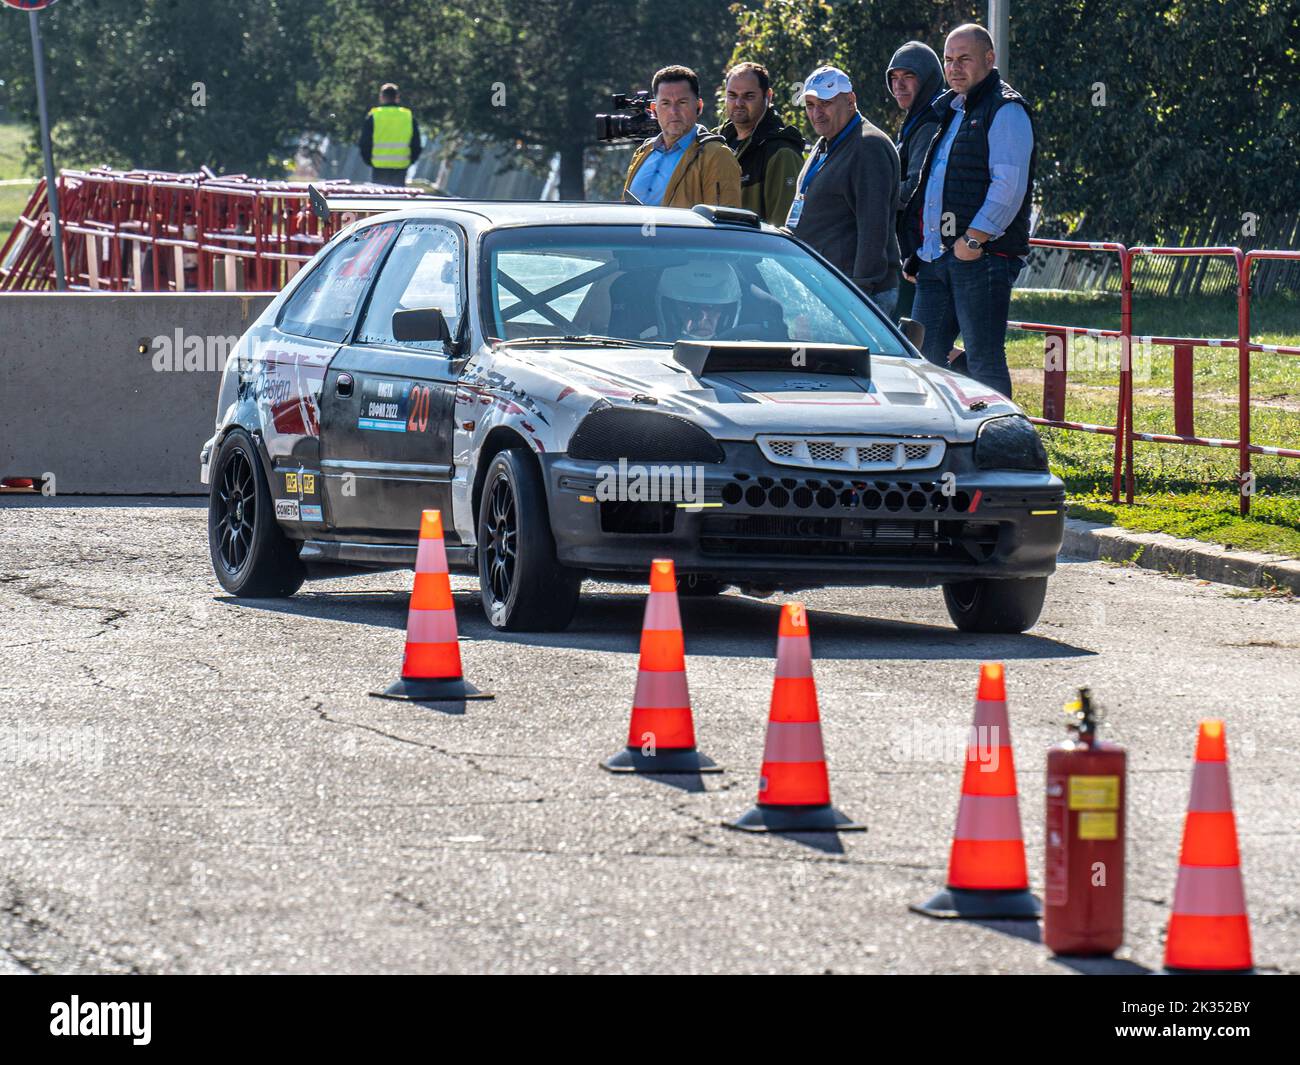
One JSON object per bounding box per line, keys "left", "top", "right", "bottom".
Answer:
{"left": 318, "top": 220, "right": 466, "bottom": 542}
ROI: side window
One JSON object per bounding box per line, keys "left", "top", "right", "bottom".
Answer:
{"left": 357, "top": 223, "right": 464, "bottom": 350}
{"left": 279, "top": 222, "right": 399, "bottom": 342}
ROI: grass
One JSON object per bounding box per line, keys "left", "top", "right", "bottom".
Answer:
{"left": 0, "top": 122, "right": 36, "bottom": 250}
{"left": 1008, "top": 290, "right": 1300, "bottom": 558}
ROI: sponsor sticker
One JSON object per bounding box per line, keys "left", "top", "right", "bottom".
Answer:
{"left": 300, "top": 504, "right": 323, "bottom": 522}
{"left": 358, "top": 378, "right": 412, "bottom": 432}
{"left": 275, "top": 499, "right": 300, "bottom": 521}
{"left": 285, "top": 471, "right": 317, "bottom": 495}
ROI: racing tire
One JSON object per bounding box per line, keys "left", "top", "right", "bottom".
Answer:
{"left": 942, "top": 576, "right": 1047, "bottom": 634}
{"left": 207, "top": 429, "right": 305, "bottom": 598}
{"left": 477, "top": 448, "right": 582, "bottom": 631}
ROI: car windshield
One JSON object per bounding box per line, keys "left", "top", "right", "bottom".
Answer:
{"left": 479, "top": 225, "right": 910, "bottom": 355}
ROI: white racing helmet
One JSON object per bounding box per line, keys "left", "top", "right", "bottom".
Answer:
{"left": 656, "top": 261, "right": 742, "bottom": 340}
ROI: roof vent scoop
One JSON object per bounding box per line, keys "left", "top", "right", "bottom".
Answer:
{"left": 671, "top": 341, "right": 871, "bottom": 380}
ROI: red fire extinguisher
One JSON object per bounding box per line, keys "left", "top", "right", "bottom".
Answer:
{"left": 1044, "top": 687, "right": 1126, "bottom": 956}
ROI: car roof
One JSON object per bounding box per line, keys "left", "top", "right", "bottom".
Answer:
{"left": 348, "top": 200, "right": 770, "bottom": 232}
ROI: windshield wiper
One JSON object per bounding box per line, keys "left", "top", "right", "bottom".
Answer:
{"left": 493, "top": 334, "right": 670, "bottom": 349}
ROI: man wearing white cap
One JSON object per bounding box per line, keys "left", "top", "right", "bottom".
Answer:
{"left": 785, "top": 65, "right": 901, "bottom": 318}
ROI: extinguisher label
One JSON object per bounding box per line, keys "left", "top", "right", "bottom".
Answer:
{"left": 1068, "top": 775, "right": 1119, "bottom": 810}
{"left": 1078, "top": 810, "right": 1119, "bottom": 840}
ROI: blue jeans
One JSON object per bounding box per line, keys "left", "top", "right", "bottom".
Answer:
{"left": 911, "top": 251, "right": 1023, "bottom": 398}
{"left": 869, "top": 284, "right": 899, "bottom": 321}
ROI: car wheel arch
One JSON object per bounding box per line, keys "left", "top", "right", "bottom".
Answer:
{"left": 472, "top": 426, "right": 544, "bottom": 525}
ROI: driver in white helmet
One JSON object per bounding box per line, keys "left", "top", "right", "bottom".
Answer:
{"left": 654, "top": 261, "right": 742, "bottom": 340}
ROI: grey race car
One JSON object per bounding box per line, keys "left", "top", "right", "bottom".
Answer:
{"left": 201, "top": 199, "right": 1065, "bottom": 632}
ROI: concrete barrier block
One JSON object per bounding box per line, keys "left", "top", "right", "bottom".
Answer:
{"left": 0, "top": 292, "right": 274, "bottom": 494}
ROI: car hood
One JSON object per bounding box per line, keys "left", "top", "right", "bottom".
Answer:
{"left": 517, "top": 345, "right": 1019, "bottom": 442}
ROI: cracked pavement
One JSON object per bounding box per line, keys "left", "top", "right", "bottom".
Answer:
{"left": 0, "top": 497, "right": 1296, "bottom": 974}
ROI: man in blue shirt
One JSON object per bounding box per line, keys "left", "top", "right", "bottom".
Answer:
{"left": 900, "top": 24, "right": 1036, "bottom": 398}
{"left": 623, "top": 66, "right": 741, "bottom": 209}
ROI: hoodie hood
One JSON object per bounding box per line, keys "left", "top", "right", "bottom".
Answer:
{"left": 886, "top": 41, "right": 944, "bottom": 128}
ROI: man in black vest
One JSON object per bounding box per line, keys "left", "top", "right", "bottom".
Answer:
{"left": 901, "top": 24, "right": 1035, "bottom": 398}
{"left": 715, "top": 62, "right": 806, "bottom": 225}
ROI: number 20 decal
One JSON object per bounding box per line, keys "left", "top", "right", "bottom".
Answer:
{"left": 407, "top": 385, "right": 432, "bottom": 433}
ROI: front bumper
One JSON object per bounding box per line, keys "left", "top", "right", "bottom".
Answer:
{"left": 541, "top": 442, "right": 1066, "bottom": 589}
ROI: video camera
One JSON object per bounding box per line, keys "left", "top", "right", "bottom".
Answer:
{"left": 595, "top": 91, "right": 659, "bottom": 142}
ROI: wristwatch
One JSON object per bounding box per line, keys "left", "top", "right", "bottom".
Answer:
{"left": 961, "top": 235, "right": 984, "bottom": 251}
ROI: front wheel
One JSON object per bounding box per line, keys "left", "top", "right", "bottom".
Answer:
{"left": 477, "top": 448, "right": 582, "bottom": 631}
{"left": 942, "top": 576, "right": 1047, "bottom": 634}
{"left": 207, "top": 428, "right": 305, "bottom": 597}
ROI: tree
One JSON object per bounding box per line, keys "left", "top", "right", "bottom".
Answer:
{"left": 0, "top": 0, "right": 320, "bottom": 176}
{"left": 306, "top": 0, "right": 738, "bottom": 199}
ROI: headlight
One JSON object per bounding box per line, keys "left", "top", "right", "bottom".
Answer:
{"left": 567, "top": 407, "right": 725, "bottom": 463}
{"left": 974, "top": 415, "right": 1049, "bottom": 471}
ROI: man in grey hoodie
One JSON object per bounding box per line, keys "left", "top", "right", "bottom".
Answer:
{"left": 785, "top": 65, "right": 900, "bottom": 318}
{"left": 886, "top": 41, "right": 944, "bottom": 318}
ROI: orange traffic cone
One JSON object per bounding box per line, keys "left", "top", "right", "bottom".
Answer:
{"left": 911, "top": 663, "right": 1039, "bottom": 918}
{"left": 372, "top": 509, "right": 493, "bottom": 702}
{"left": 1164, "top": 720, "right": 1253, "bottom": 973}
{"left": 602, "top": 559, "right": 721, "bottom": 773}
{"left": 723, "top": 602, "right": 864, "bottom": 832}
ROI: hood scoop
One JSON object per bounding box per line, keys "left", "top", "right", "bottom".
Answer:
{"left": 672, "top": 341, "right": 871, "bottom": 381}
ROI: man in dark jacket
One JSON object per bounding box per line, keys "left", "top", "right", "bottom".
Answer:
{"left": 715, "top": 62, "right": 806, "bottom": 224}
{"left": 886, "top": 41, "right": 944, "bottom": 317}
{"left": 786, "top": 65, "right": 900, "bottom": 317}
{"left": 901, "top": 25, "right": 1035, "bottom": 398}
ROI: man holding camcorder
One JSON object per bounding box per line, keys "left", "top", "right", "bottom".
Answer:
{"left": 622, "top": 65, "right": 741, "bottom": 209}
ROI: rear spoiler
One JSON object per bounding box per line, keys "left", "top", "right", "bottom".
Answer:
{"left": 672, "top": 341, "right": 871, "bottom": 380}
{"left": 307, "top": 183, "right": 445, "bottom": 223}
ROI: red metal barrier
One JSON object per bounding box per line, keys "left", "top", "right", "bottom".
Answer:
{"left": 1007, "top": 239, "right": 1129, "bottom": 502}
{"left": 1123, "top": 246, "right": 1300, "bottom": 514}
{"left": 0, "top": 168, "right": 438, "bottom": 293}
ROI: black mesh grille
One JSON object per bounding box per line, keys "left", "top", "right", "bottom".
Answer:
{"left": 568, "top": 408, "right": 725, "bottom": 463}
{"left": 699, "top": 515, "right": 1001, "bottom": 562}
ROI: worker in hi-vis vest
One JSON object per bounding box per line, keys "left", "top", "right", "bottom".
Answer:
{"left": 358, "top": 83, "right": 423, "bottom": 186}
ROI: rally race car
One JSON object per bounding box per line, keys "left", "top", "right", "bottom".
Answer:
{"left": 202, "top": 198, "right": 1065, "bottom": 632}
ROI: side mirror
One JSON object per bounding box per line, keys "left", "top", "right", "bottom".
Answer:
{"left": 392, "top": 307, "right": 452, "bottom": 344}
{"left": 900, "top": 316, "right": 926, "bottom": 349}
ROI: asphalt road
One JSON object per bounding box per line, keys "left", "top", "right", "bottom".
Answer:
{"left": 1, "top": 497, "right": 1296, "bottom": 974}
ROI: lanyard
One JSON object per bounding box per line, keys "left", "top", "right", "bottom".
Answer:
{"left": 799, "top": 113, "right": 861, "bottom": 195}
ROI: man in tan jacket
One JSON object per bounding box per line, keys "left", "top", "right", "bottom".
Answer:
{"left": 623, "top": 65, "right": 742, "bottom": 209}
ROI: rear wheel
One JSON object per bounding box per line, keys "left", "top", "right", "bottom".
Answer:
{"left": 477, "top": 448, "right": 582, "bottom": 631}
{"left": 208, "top": 429, "right": 305, "bottom": 597}
{"left": 942, "top": 577, "right": 1047, "bottom": 634}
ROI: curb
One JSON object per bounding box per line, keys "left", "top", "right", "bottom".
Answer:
{"left": 1060, "top": 518, "right": 1300, "bottom": 595}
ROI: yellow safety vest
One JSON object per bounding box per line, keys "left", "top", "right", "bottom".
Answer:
{"left": 370, "top": 105, "right": 414, "bottom": 169}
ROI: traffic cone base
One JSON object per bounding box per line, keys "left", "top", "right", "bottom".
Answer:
{"left": 372, "top": 676, "right": 494, "bottom": 702}
{"left": 909, "top": 886, "right": 1041, "bottom": 920}
{"left": 601, "top": 747, "right": 722, "bottom": 774}
{"left": 723, "top": 802, "right": 865, "bottom": 833}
